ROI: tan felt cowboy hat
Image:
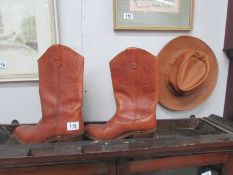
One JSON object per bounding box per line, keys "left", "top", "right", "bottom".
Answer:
{"left": 158, "top": 36, "right": 219, "bottom": 111}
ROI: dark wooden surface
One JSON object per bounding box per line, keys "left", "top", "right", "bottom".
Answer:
{"left": 0, "top": 116, "right": 232, "bottom": 175}
{"left": 127, "top": 153, "right": 228, "bottom": 173}
{"left": 224, "top": 58, "right": 233, "bottom": 121}
{"left": 222, "top": 154, "right": 233, "bottom": 175}
{"left": 224, "top": 0, "right": 233, "bottom": 121}
{"left": 224, "top": 0, "right": 233, "bottom": 56}
{"left": 0, "top": 162, "right": 114, "bottom": 175}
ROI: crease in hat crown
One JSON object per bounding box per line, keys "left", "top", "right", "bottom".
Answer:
{"left": 167, "top": 49, "right": 210, "bottom": 96}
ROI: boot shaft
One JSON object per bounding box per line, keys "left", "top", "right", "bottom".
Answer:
{"left": 110, "top": 48, "right": 158, "bottom": 119}
{"left": 38, "top": 45, "right": 84, "bottom": 135}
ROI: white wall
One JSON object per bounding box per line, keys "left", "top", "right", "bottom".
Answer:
{"left": 0, "top": 0, "right": 229, "bottom": 123}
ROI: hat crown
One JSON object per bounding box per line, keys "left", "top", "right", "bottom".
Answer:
{"left": 168, "top": 50, "right": 210, "bottom": 96}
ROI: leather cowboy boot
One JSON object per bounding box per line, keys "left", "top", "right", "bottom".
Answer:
{"left": 85, "top": 48, "right": 158, "bottom": 140}
{"left": 14, "top": 45, "right": 84, "bottom": 144}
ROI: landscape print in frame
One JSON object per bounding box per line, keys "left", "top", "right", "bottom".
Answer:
{"left": 114, "top": 0, "right": 194, "bottom": 31}
{"left": 0, "top": 0, "right": 58, "bottom": 82}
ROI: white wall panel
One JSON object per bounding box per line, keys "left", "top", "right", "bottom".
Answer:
{"left": 0, "top": 0, "right": 229, "bottom": 123}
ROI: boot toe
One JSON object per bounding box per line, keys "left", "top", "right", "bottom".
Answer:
{"left": 14, "top": 125, "right": 35, "bottom": 144}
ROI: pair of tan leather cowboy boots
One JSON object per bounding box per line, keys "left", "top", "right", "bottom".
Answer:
{"left": 14, "top": 45, "right": 158, "bottom": 144}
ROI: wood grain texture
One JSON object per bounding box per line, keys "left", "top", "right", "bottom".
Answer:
{"left": 224, "top": 58, "right": 233, "bottom": 120}
{"left": 117, "top": 160, "right": 129, "bottom": 175}
{"left": 224, "top": 0, "right": 233, "bottom": 55}
{"left": 224, "top": 0, "right": 233, "bottom": 120}
{"left": 0, "top": 116, "right": 232, "bottom": 175}
{"left": 129, "top": 153, "right": 228, "bottom": 173}
{"left": 0, "top": 162, "right": 110, "bottom": 175}
{"left": 222, "top": 154, "right": 233, "bottom": 175}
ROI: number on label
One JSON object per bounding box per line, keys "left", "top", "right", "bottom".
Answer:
{"left": 0, "top": 61, "right": 7, "bottom": 69}
{"left": 124, "top": 13, "right": 134, "bottom": 20}
{"left": 67, "top": 122, "right": 79, "bottom": 131}
{"left": 202, "top": 171, "right": 211, "bottom": 175}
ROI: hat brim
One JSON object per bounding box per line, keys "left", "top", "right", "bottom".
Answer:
{"left": 158, "top": 36, "right": 219, "bottom": 111}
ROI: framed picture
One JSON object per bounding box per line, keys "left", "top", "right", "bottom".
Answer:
{"left": 0, "top": 0, "right": 59, "bottom": 82}
{"left": 113, "top": 0, "right": 194, "bottom": 31}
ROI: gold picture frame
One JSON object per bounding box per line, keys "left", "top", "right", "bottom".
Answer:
{"left": 113, "top": 0, "right": 194, "bottom": 31}
{"left": 0, "top": 0, "right": 59, "bottom": 82}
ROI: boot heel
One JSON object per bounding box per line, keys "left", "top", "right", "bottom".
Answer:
{"left": 131, "top": 129, "right": 156, "bottom": 139}
{"left": 58, "top": 135, "right": 84, "bottom": 142}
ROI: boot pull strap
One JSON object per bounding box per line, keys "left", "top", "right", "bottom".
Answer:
{"left": 126, "top": 48, "right": 137, "bottom": 69}
{"left": 53, "top": 45, "right": 62, "bottom": 68}
{"left": 53, "top": 57, "right": 62, "bottom": 68}
{"left": 131, "top": 60, "right": 137, "bottom": 69}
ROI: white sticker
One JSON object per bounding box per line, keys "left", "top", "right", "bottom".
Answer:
{"left": 0, "top": 61, "right": 7, "bottom": 69}
{"left": 124, "top": 13, "right": 134, "bottom": 20}
{"left": 202, "top": 171, "right": 211, "bottom": 175}
{"left": 67, "top": 122, "right": 79, "bottom": 131}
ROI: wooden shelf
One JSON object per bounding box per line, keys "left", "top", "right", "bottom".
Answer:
{"left": 0, "top": 115, "right": 232, "bottom": 174}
